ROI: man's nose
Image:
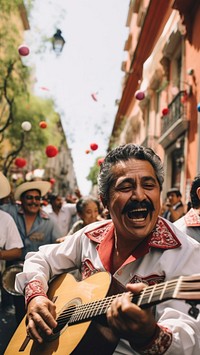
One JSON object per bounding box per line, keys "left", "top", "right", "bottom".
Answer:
{"left": 130, "top": 186, "right": 146, "bottom": 201}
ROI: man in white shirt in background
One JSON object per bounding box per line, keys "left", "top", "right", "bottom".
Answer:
{"left": 174, "top": 174, "right": 200, "bottom": 242}
{"left": 46, "top": 194, "right": 78, "bottom": 236}
{"left": 0, "top": 172, "right": 23, "bottom": 306}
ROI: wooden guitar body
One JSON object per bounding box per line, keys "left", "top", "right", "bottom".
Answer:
{"left": 5, "top": 272, "right": 111, "bottom": 355}
{"left": 5, "top": 271, "right": 200, "bottom": 354}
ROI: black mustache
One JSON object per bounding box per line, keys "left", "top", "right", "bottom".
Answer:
{"left": 27, "top": 203, "right": 40, "bottom": 207}
{"left": 122, "top": 200, "right": 155, "bottom": 214}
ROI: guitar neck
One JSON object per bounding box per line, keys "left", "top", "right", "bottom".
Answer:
{"left": 64, "top": 275, "right": 200, "bottom": 326}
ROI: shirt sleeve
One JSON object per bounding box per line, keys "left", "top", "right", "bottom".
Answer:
{"left": 15, "top": 231, "right": 83, "bottom": 294}
{"left": 66, "top": 203, "right": 77, "bottom": 216}
{"left": 48, "top": 218, "right": 63, "bottom": 241}
{"left": 157, "top": 307, "right": 200, "bottom": 355}
{"left": 3, "top": 212, "right": 23, "bottom": 249}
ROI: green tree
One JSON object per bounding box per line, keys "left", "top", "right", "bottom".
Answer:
{"left": 0, "top": 0, "right": 32, "bottom": 174}
{"left": 87, "top": 157, "right": 104, "bottom": 187}
{"left": 0, "top": 0, "right": 62, "bottom": 176}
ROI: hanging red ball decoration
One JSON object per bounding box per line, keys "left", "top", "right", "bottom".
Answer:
{"left": 50, "top": 178, "right": 56, "bottom": 185}
{"left": 181, "top": 92, "right": 188, "bottom": 104}
{"left": 135, "top": 90, "right": 145, "bottom": 101}
{"left": 18, "top": 44, "right": 30, "bottom": 56}
{"left": 45, "top": 145, "right": 58, "bottom": 158}
{"left": 90, "top": 143, "right": 98, "bottom": 151}
{"left": 97, "top": 158, "right": 104, "bottom": 166}
{"left": 162, "top": 108, "right": 169, "bottom": 116}
{"left": 91, "top": 92, "right": 98, "bottom": 101}
{"left": 39, "top": 121, "right": 47, "bottom": 129}
{"left": 15, "top": 158, "right": 27, "bottom": 168}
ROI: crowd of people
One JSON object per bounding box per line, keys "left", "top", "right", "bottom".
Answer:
{"left": 1, "top": 143, "right": 200, "bottom": 354}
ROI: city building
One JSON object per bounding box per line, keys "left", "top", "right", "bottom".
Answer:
{"left": 109, "top": 0, "right": 200, "bottom": 207}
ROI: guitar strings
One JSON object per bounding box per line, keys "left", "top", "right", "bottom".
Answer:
{"left": 54, "top": 278, "right": 200, "bottom": 327}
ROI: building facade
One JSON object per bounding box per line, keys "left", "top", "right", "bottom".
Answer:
{"left": 110, "top": 0, "right": 200, "bottom": 207}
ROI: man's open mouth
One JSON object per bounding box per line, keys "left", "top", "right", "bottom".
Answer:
{"left": 127, "top": 208, "right": 149, "bottom": 221}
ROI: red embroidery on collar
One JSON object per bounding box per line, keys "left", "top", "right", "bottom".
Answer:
{"left": 184, "top": 208, "right": 200, "bottom": 227}
{"left": 149, "top": 217, "right": 181, "bottom": 249}
{"left": 130, "top": 273, "right": 165, "bottom": 285}
{"left": 85, "top": 221, "right": 113, "bottom": 242}
{"left": 86, "top": 218, "right": 181, "bottom": 250}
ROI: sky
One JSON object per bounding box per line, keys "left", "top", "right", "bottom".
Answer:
{"left": 23, "top": 0, "right": 130, "bottom": 194}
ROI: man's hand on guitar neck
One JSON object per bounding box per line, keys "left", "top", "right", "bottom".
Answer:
{"left": 26, "top": 296, "right": 57, "bottom": 343}
{"left": 106, "top": 283, "right": 168, "bottom": 351}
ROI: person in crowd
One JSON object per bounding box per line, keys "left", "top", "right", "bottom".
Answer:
{"left": 162, "top": 187, "right": 185, "bottom": 222}
{"left": 65, "top": 187, "right": 82, "bottom": 204}
{"left": 0, "top": 190, "right": 15, "bottom": 205}
{"left": 16, "top": 144, "right": 200, "bottom": 354}
{"left": 174, "top": 174, "right": 200, "bottom": 242}
{"left": 67, "top": 195, "right": 102, "bottom": 235}
{"left": 45, "top": 193, "right": 78, "bottom": 236}
{"left": 0, "top": 172, "right": 23, "bottom": 306}
{"left": 0, "top": 179, "right": 62, "bottom": 323}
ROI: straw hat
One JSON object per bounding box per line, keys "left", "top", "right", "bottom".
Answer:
{"left": 14, "top": 180, "right": 51, "bottom": 201}
{"left": 0, "top": 172, "right": 11, "bottom": 199}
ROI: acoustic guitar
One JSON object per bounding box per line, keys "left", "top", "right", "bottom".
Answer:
{"left": 4, "top": 271, "right": 200, "bottom": 355}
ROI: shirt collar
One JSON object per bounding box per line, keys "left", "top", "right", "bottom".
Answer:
{"left": 184, "top": 208, "right": 200, "bottom": 226}
{"left": 85, "top": 217, "right": 181, "bottom": 271}
{"left": 85, "top": 217, "right": 181, "bottom": 249}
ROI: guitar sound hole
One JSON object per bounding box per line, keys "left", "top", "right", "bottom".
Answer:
{"left": 45, "top": 298, "right": 82, "bottom": 342}
{"left": 53, "top": 305, "right": 76, "bottom": 333}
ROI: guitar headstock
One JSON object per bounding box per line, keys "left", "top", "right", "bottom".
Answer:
{"left": 135, "top": 274, "right": 200, "bottom": 309}
{"left": 174, "top": 274, "right": 200, "bottom": 300}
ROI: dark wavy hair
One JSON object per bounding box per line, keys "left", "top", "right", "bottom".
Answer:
{"left": 76, "top": 195, "right": 100, "bottom": 214}
{"left": 190, "top": 174, "right": 200, "bottom": 208}
{"left": 98, "top": 144, "right": 164, "bottom": 206}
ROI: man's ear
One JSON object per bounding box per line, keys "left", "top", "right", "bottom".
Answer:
{"left": 196, "top": 187, "right": 200, "bottom": 200}
{"left": 77, "top": 212, "right": 82, "bottom": 219}
{"left": 100, "top": 194, "right": 108, "bottom": 210}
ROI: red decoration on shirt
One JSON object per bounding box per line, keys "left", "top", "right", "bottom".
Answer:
{"left": 25, "top": 280, "right": 47, "bottom": 305}
{"left": 184, "top": 208, "right": 200, "bottom": 227}
{"left": 131, "top": 324, "right": 172, "bottom": 354}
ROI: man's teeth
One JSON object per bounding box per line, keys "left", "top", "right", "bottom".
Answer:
{"left": 132, "top": 217, "right": 146, "bottom": 221}
{"left": 127, "top": 208, "right": 148, "bottom": 220}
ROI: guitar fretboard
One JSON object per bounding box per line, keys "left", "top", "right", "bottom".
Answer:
{"left": 54, "top": 275, "right": 200, "bottom": 331}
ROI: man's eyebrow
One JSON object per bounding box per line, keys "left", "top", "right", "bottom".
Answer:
{"left": 141, "top": 176, "right": 157, "bottom": 182}
{"left": 119, "top": 176, "right": 157, "bottom": 183}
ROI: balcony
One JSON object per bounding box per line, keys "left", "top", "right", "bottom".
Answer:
{"left": 158, "top": 91, "right": 189, "bottom": 148}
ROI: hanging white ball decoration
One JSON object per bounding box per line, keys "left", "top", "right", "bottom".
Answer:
{"left": 21, "top": 121, "right": 32, "bottom": 131}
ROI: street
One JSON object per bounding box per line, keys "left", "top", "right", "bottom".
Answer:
{"left": 0, "top": 303, "right": 17, "bottom": 354}
{"left": 0, "top": 289, "right": 17, "bottom": 355}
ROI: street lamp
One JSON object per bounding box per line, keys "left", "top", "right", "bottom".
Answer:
{"left": 52, "top": 29, "right": 65, "bottom": 55}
